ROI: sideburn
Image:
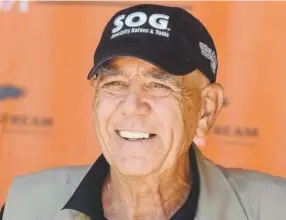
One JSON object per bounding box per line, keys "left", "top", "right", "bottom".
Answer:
{"left": 179, "top": 86, "right": 202, "bottom": 147}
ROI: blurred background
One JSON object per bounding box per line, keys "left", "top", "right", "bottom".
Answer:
{"left": 1, "top": 1, "right": 286, "bottom": 205}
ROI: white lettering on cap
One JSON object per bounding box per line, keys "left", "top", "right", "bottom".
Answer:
{"left": 125, "top": 12, "right": 147, "bottom": 28}
{"left": 111, "top": 11, "right": 170, "bottom": 34}
{"left": 112, "top": 14, "right": 126, "bottom": 34}
{"left": 148, "top": 14, "right": 169, "bottom": 30}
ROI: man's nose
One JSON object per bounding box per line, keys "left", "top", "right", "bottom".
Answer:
{"left": 119, "top": 83, "right": 150, "bottom": 116}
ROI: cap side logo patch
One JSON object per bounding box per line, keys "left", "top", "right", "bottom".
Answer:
{"left": 199, "top": 42, "right": 217, "bottom": 74}
{"left": 110, "top": 12, "right": 171, "bottom": 39}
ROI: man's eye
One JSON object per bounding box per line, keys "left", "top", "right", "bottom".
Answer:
{"left": 149, "top": 82, "right": 171, "bottom": 90}
{"left": 103, "top": 81, "right": 126, "bottom": 87}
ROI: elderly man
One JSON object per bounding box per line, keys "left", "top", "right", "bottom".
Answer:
{"left": 1, "top": 4, "right": 286, "bottom": 220}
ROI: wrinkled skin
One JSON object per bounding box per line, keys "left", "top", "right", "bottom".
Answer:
{"left": 91, "top": 57, "right": 224, "bottom": 220}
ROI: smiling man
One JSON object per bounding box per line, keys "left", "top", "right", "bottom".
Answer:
{"left": 1, "top": 4, "right": 286, "bottom": 220}
{"left": 88, "top": 57, "right": 207, "bottom": 220}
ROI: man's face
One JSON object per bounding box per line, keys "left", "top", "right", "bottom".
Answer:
{"left": 92, "top": 57, "right": 206, "bottom": 176}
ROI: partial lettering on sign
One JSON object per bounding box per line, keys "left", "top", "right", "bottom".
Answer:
{"left": 0, "top": 0, "right": 29, "bottom": 12}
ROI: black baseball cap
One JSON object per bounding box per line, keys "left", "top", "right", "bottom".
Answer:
{"left": 87, "top": 4, "right": 218, "bottom": 82}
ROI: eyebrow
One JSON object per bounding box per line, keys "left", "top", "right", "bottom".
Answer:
{"left": 95, "top": 66, "right": 118, "bottom": 76}
{"left": 143, "top": 67, "right": 174, "bottom": 82}
{"left": 144, "top": 67, "right": 183, "bottom": 88}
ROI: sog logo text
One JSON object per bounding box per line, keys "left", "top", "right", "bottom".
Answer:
{"left": 111, "top": 12, "right": 171, "bottom": 39}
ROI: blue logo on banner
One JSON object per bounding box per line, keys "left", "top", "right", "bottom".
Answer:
{"left": 0, "top": 85, "right": 25, "bottom": 101}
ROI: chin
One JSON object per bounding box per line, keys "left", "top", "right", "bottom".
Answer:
{"left": 114, "top": 157, "right": 158, "bottom": 176}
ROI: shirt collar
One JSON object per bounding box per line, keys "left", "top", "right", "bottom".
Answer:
{"left": 63, "top": 144, "right": 200, "bottom": 220}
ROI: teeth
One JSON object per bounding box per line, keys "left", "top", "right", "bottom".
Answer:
{"left": 119, "top": 130, "right": 150, "bottom": 139}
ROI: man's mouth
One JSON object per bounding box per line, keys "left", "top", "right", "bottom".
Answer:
{"left": 116, "top": 130, "right": 156, "bottom": 141}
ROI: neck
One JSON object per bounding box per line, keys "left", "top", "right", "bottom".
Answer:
{"left": 102, "top": 153, "right": 191, "bottom": 220}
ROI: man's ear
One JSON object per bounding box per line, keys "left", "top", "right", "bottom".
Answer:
{"left": 196, "top": 83, "right": 224, "bottom": 137}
